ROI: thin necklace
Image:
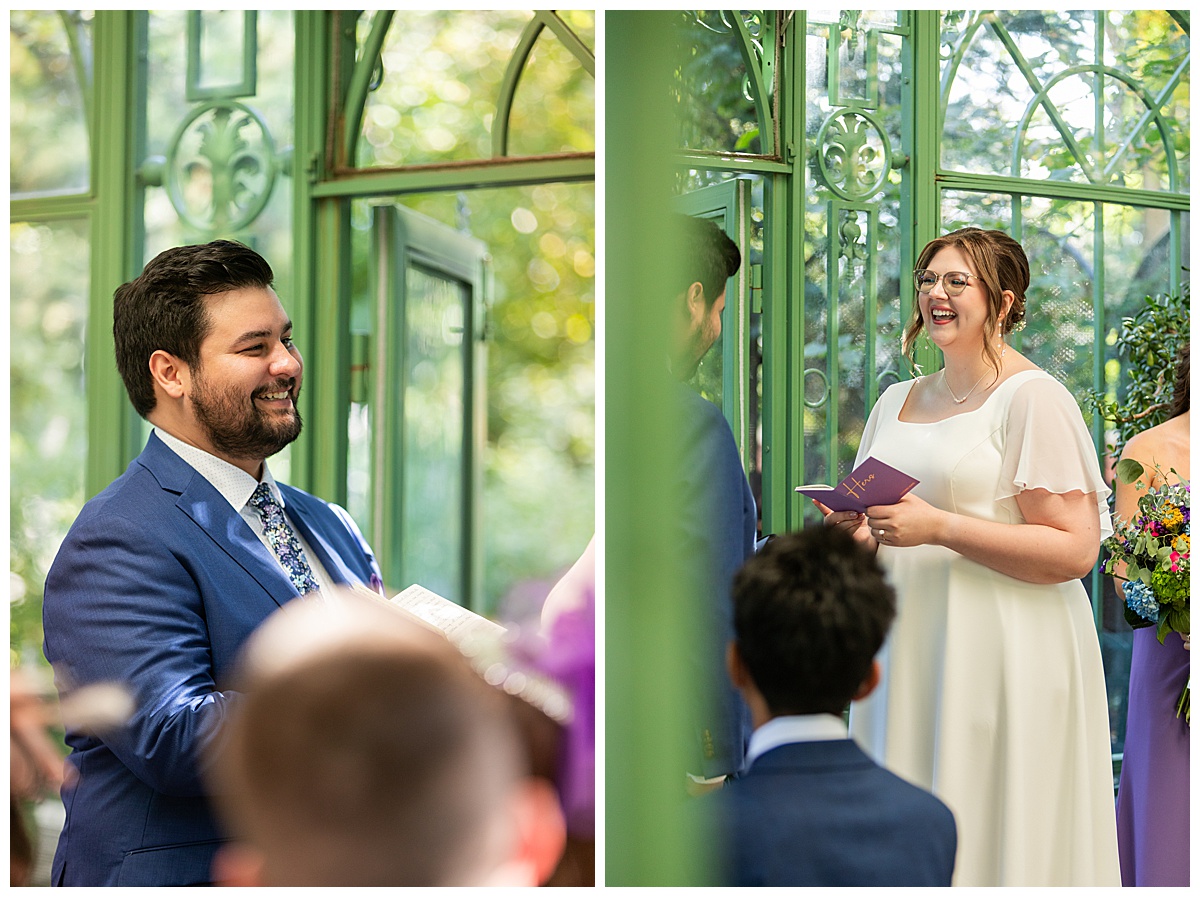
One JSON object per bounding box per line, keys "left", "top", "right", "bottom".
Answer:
{"left": 943, "top": 344, "right": 1006, "bottom": 404}
{"left": 942, "top": 369, "right": 990, "bottom": 404}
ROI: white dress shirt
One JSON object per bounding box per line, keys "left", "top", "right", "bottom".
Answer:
{"left": 744, "top": 713, "right": 850, "bottom": 768}
{"left": 154, "top": 427, "right": 337, "bottom": 595}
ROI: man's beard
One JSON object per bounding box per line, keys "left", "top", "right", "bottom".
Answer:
{"left": 674, "top": 318, "right": 719, "bottom": 381}
{"left": 191, "top": 372, "right": 303, "bottom": 462}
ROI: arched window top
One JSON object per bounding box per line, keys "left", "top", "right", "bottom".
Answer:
{"left": 941, "top": 10, "right": 1189, "bottom": 192}
{"left": 346, "top": 10, "right": 594, "bottom": 171}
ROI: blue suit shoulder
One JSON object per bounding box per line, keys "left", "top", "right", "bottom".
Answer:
{"left": 706, "top": 739, "right": 956, "bottom": 886}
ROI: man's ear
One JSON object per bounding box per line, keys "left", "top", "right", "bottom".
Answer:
{"left": 148, "top": 349, "right": 190, "bottom": 400}
{"left": 209, "top": 841, "right": 267, "bottom": 887}
{"left": 483, "top": 777, "right": 567, "bottom": 886}
{"left": 852, "top": 659, "right": 882, "bottom": 702}
{"left": 726, "top": 641, "right": 750, "bottom": 690}
{"left": 684, "top": 281, "right": 706, "bottom": 322}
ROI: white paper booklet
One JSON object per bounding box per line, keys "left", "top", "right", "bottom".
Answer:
{"left": 387, "top": 583, "right": 507, "bottom": 646}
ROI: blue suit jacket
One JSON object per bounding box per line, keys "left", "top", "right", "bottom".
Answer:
{"left": 708, "top": 738, "right": 957, "bottom": 886}
{"left": 42, "top": 433, "right": 382, "bottom": 886}
{"left": 674, "top": 383, "right": 757, "bottom": 778}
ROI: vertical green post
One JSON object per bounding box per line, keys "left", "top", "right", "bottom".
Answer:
{"left": 903, "top": 11, "right": 943, "bottom": 376}
{"left": 606, "top": 11, "right": 704, "bottom": 885}
{"left": 1091, "top": 201, "right": 1105, "bottom": 627}
{"left": 292, "top": 12, "right": 352, "bottom": 503}
{"left": 765, "top": 11, "right": 806, "bottom": 535}
{"left": 88, "top": 10, "right": 145, "bottom": 497}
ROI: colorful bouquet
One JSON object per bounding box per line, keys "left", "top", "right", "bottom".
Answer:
{"left": 1102, "top": 458, "right": 1190, "bottom": 723}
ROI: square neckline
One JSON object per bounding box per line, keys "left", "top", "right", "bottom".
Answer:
{"left": 895, "top": 369, "right": 1048, "bottom": 424}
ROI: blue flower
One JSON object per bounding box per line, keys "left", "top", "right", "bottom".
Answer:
{"left": 1124, "top": 580, "right": 1160, "bottom": 623}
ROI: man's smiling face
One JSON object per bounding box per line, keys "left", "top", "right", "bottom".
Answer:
{"left": 186, "top": 286, "right": 304, "bottom": 467}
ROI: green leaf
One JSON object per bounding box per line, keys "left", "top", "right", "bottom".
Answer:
{"left": 1157, "top": 614, "right": 1175, "bottom": 643}
{"left": 1115, "top": 457, "right": 1146, "bottom": 485}
{"left": 1124, "top": 603, "right": 1155, "bottom": 630}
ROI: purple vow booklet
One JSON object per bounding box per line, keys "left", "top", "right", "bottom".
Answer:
{"left": 795, "top": 457, "right": 919, "bottom": 513}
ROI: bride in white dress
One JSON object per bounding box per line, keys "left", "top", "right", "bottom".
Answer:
{"left": 820, "top": 228, "right": 1119, "bottom": 886}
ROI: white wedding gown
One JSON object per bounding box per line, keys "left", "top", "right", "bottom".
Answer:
{"left": 848, "top": 369, "right": 1121, "bottom": 886}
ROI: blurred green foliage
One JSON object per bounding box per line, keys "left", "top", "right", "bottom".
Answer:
{"left": 10, "top": 220, "right": 91, "bottom": 669}
{"left": 1082, "top": 287, "right": 1190, "bottom": 461}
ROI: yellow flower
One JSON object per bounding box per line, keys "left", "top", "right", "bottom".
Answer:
{"left": 1162, "top": 506, "right": 1185, "bottom": 529}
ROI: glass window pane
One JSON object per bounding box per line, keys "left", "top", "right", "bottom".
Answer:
{"left": 1017, "top": 197, "right": 1097, "bottom": 397}
{"left": 10, "top": 11, "right": 91, "bottom": 196}
{"left": 10, "top": 219, "right": 90, "bottom": 665}
{"left": 942, "top": 10, "right": 1189, "bottom": 191}
{"left": 1103, "top": 10, "right": 1190, "bottom": 193}
{"left": 142, "top": 10, "right": 295, "bottom": 268}
{"left": 396, "top": 268, "right": 467, "bottom": 600}
{"left": 674, "top": 11, "right": 768, "bottom": 155}
{"left": 357, "top": 10, "right": 594, "bottom": 168}
{"left": 507, "top": 12, "right": 595, "bottom": 156}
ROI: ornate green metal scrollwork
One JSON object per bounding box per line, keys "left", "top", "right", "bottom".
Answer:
{"left": 816, "top": 108, "right": 892, "bottom": 200}
{"left": 162, "top": 99, "right": 279, "bottom": 234}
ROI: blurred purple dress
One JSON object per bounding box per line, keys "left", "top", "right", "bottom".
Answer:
{"left": 1115, "top": 627, "right": 1190, "bottom": 886}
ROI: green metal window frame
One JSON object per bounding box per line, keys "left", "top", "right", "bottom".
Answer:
{"left": 293, "top": 12, "right": 595, "bottom": 508}
{"left": 11, "top": 11, "right": 595, "bottom": 506}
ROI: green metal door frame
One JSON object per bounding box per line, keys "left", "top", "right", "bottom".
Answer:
{"left": 676, "top": 179, "right": 753, "bottom": 464}
{"left": 370, "top": 204, "right": 489, "bottom": 609}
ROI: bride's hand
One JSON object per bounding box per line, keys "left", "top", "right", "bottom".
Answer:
{"left": 814, "top": 500, "right": 875, "bottom": 550}
{"left": 866, "top": 493, "right": 946, "bottom": 548}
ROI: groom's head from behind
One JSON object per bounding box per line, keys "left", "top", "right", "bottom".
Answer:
{"left": 728, "top": 526, "right": 896, "bottom": 723}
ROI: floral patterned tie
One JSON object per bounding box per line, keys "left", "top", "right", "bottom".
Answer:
{"left": 248, "top": 482, "right": 320, "bottom": 595}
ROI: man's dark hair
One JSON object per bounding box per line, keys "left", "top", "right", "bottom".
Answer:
{"left": 732, "top": 526, "right": 896, "bottom": 716}
{"left": 113, "top": 240, "right": 275, "bottom": 417}
{"left": 678, "top": 214, "right": 740, "bottom": 306}
{"left": 213, "top": 640, "right": 524, "bottom": 886}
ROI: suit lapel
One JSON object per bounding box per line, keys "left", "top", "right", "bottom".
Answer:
{"left": 286, "top": 502, "right": 358, "bottom": 588}
{"left": 139, "top": 434, "right": 298, "bottom": 608}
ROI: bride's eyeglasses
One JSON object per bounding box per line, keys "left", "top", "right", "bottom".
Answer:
{"left": 913, "top": 270, "right": 977, "bottom": 297}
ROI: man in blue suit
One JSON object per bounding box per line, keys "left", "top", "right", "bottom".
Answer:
{"left": 42, "top": 240, "right": 384, "bottom": 886}
{"left": 705, "top": 526, "right": 957, "bottom": 886}
{"left": 671, "top": 216, "right": 757, "bottom": 790}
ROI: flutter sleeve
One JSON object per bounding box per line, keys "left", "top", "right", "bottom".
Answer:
{"left": 998, "top": 373, "right": 1113, "bottom": 540}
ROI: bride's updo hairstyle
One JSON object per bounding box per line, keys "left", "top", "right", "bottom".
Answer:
{"left": 903, "top": 227, "right": 1030, "bottom": 375}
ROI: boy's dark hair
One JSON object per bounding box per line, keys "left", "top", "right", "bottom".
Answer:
{"left": 113, "top": 240, "right": 275, "bottom": 417}
{"left": 678, "top": 214, "right": 740, "bottom": 306}
{"left": 732, "top": 526, "right": 896, "bottom": 716}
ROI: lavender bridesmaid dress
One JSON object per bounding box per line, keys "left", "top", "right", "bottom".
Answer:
{"left": 1115, "top": 627, "right": 1191, "bottom": 886}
